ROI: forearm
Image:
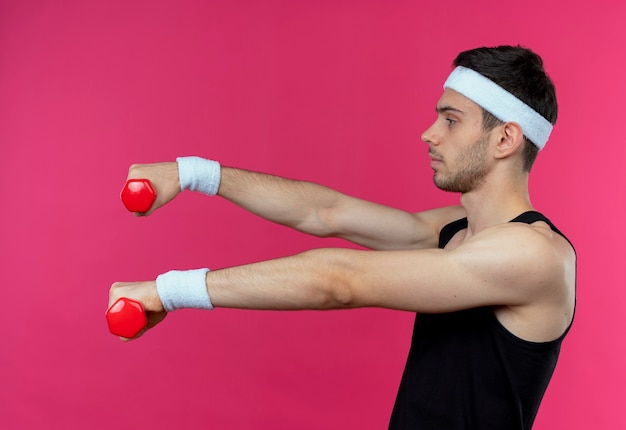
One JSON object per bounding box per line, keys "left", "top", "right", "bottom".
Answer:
{"left": 218, "top": 167, "right": 343, "bottom": 237}
{"left": 206, "top": 248, "right": 356, "bottom": 310}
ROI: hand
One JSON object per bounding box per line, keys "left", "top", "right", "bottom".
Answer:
{"left": 126, "top": 162, "right": 180, "bottom": 216}
{"left": 108, "top": 280, "right": 167, "bottom": 341}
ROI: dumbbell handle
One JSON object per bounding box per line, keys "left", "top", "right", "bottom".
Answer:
{"left": 106, "top": 297, "right": 147, "bottom": 338}
{"left": 120, "top": 179, "right": 157, "bottom": 213}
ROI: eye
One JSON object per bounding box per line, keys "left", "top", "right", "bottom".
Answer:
{"left": 445, "top": 118, "right": 457, "bottom": 126}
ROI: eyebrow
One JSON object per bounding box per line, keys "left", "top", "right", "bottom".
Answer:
{"left": 436, "top": 105, "right": 465, "bottom": 114}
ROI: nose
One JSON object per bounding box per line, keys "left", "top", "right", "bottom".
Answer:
{"left": 421, "top": 122, "right": 438, "bottom": 145}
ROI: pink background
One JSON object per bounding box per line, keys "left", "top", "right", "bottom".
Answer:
{"left": 1, "top": 0, "right": 623, "bottom": 428}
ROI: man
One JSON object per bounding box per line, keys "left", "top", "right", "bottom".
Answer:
{"left": 109, "top": 45, "right": 576, "bottom": 429}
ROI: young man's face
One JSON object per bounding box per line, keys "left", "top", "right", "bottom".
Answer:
{"left": 422, "top": 89, "right": 494, "bottom": 193}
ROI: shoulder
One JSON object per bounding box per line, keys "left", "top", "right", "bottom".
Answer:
{"left": 459, "top": 221, "right": 570, "bottom": 262}
{"left": 453, "top": 221, "right": 575, "bottom": 296}
{"left": 479, "top": 219, "right": 574, "bottom": 261}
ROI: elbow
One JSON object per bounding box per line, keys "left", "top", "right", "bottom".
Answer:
{"left": 325, "top": 274, "right": 357, "bottom": 309}
{"left": 294, "top": 202, "right": 342, "bottom": 238}
{"left": 303, "top": 248, "right": 360, "bottom": 309}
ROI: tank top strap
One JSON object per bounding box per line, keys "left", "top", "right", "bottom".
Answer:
{"left": 510, "top": 211, "right": 574, "bottom": 249}
{"left": 438, "top": 217, "right": 468, "bottom": 249}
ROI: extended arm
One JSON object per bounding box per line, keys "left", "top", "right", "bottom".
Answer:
{"left": 126, "top": 159, "right": 465, "bottom": 250}
{"left": 109, "top": 222, "right": 575, "bottom": 340}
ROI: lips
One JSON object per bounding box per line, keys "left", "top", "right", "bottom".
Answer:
{"left": 429, "top": 152, "right": 443, "bottom": 170}
{"left": 428, "top": 152, "right": 443, "bottom": 162}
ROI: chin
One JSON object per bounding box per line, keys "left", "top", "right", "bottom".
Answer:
{"left": 434, "top": 177, "right": 470, "bottom": 194}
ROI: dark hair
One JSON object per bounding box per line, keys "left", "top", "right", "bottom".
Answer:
{"left": 453, "top": 46, "right": 558, "bottom": 171}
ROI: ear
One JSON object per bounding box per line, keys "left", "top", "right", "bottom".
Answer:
{"left": 494, "top": 122, "right": 524, "bottom": 159}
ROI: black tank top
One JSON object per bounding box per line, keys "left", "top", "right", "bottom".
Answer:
{"left": 388, "top": 211, "right": 574, "bottom": 429}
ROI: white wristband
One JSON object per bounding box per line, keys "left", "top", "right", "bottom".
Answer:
{"left": 176, "top": 156, "right": 221, "bottom": 195}
{"left": 156, "top": 268, "right": 213, "bottom": 312}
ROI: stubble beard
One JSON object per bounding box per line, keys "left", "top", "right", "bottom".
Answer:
{"left": 433, "top": 135, "right": 490, "bottom": 194}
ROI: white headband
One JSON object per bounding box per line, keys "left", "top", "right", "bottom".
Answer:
{"left": 443, "top": 66, "right": 553, "bottom": 150}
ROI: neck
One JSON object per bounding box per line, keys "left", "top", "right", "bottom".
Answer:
{"left": 459, "top": 170, "right": 533, "bottom": 236}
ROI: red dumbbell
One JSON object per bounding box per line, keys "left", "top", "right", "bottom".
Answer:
{"left": 106, "top": 298, "right": 147, "bottom": 338}
{"left": 120, "top": 179, "right": 157, "bottom": 213}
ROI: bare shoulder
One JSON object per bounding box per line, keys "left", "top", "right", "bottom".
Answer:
{"left": 457, "top": 221, "right": 575, "bottom": 284}
{"left": 485, "top": 220, "right": 573, "bottom": 263}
